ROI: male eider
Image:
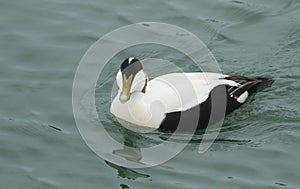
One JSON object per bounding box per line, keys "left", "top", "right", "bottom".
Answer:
{"left": 110, "top": 57, "right": 274, "bottom": 131}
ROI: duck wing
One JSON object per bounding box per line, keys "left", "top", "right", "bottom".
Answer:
{"left": 145, "top": 72, "right": 239, "bottom": 113}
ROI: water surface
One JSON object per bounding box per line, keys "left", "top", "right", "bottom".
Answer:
{"left": 1, "top": 0, "right": 300, "bottom": 188}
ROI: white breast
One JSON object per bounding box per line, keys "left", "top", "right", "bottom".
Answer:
{"left": 110, "top": 72, "right": 239, "bottom": 128}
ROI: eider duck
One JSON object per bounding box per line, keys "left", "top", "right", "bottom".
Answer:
{"left": 110, "top": 57, "right": 273, "bottom": 131}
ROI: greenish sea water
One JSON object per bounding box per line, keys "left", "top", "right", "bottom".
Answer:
{"left": 1, "top": 0, "right": 300, "bottom": 189}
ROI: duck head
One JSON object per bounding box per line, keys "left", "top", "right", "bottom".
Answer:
{"left": 116, "top": 57, "right": 148, "bottom": 104}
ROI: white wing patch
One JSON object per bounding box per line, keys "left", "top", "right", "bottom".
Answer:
{"left": 236, "top": 91, "right": 249, "bottom": 103}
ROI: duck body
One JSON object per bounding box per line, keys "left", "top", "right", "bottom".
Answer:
{"left": 110, "top": 57, "right": 273, "bottom": 131}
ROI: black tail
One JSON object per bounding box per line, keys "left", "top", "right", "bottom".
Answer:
{"left": 248, "top": 76, "right": 274, "bottom": 94}
{"left": 224, "top": 75, "right": 274, "bottom": 95}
